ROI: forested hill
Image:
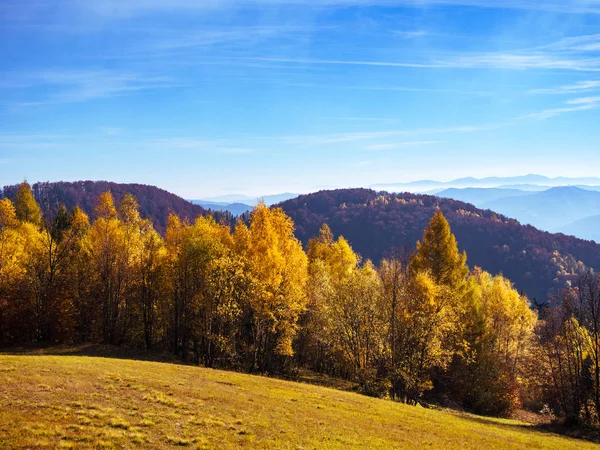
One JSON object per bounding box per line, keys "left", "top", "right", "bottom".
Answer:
{"left": 278, "top": 188, "right": 600, "bottom": 302}
{"left": 0, "top": 181, "right": 230, "bottom": 233}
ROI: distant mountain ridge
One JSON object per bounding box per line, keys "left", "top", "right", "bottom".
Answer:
{"left": 437, "top": 186, "right": 600, "bottom": 240}
{"left": 191, "top": 200, "right": 253, "bottom": 216}
{"left": 436, "top": 188, "right": 530, "bottom": 205}
{"left": 562, "top": 215, "right": 600, "bottom": 243}
{"left": 372, "top": 174, "right": 600, "bottom": 193}
{"left": 278, "top": 188, "right": 600, "bottom": 302}
{"left": 189, "top": 193, "right": 300, "bottom": 216}
{"left": 482, "top": 187, "right": 600, "bottom": 234}
{"left": 194, "top": 193, "right": 299, "bottom": 206}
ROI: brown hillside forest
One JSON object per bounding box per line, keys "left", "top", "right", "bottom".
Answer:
{"left": 2, "top": 182, "right": 600, "bottom": 425}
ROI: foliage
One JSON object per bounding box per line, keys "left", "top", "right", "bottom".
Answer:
{"left": 278, "top": 188, "right": 600, "bottom": 303}
{"left": 3, "top": 187, "right": 594, "bottom": 425}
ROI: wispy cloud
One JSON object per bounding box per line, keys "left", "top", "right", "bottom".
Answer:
{"left": 272, "top": 123, "right": 504, "bottom": 146}
{"left": 282, "top": 81, "right": 488, "bottom": 95}
{"left": 543, "top": 34, "right": 600, "bottom": 52}
{"left": 365, "top": 141, "right": 441, "bottom": 151}
{"left": 526, "top": 96, "right": 600, "bottom": 119}
{"left": 320, "top": 116, "right": 403, "bottom": 123}
{"left": 3, "top": 70, "right": 179, "bottom": 105}
{"left": 566, "top": 95, "right": 600, "bottom": 104}
{"left": 230, "top": 51, "right": 600, "bottom": 72}
{"left": 392, "top": 29, "right": 428, "bottom": 38}
{"left": 0, "top": 133, "right": 254, "bottom": 155}
{"left": 149, "top": 138, "right": 254, "bottom": 154}
{"left": 529, "top": 80, "right": 600, "bottom": 94}
{"left": 42, "top": 0, "right": 600, "bottom": 18}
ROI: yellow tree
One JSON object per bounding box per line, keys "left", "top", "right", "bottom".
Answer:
{"left": 137, "top": 223, "right": 166, "bottom": 349}
{"left": 88, "top": 191, "right": 128, "bottom": 344}
{"left": 28, "top": 203, "right": 83, "bottom": 342}
{"left": 458, "top": 268, "right": 537, "bottom": 415}
{"left": 165, "top": 214, "right": 231, "bottom": 361}
{"left": 64, "top": 207, "right": 93, "bottom": 342}
{"left": 0, "top": 199, "right": 29, "bottom": 341}
{"left": 409, "top": 210, "right": 468, "bottom": 290}
{"left": 379, "top": 257, "right": 405, "bottom": 399}
{"left": 14, "top": 181, "right": 42, "bottom": 226}
{"left": 241, "top": 203, "right": 308, "bottom": 373}
{"left": 390, "top": 270, "right": 457, "bottom": 403}
{"left": 305, "top": 224, "right": 386, "bottom": 392}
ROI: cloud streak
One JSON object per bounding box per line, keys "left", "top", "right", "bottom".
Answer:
{"left": 38, "top": 0, "right": 600, "bottom": 18}
{"left": 229, "top": 51, "right": 600, "bottom": 72}
{"left": 526, "top": 96, "right": 600, "bottom": 119}
{"left": 529, "top": 80, "right": 600, "bottom": 94}
{"left": 3, "top": 70, "right": 179, "bottom": 105}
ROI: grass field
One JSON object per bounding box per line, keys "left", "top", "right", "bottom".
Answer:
{"left": 0, "top": 354, "right": 596, "bottom": 449}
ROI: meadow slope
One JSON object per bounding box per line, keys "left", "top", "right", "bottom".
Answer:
{"left": 0, "top": 355, "right": 594, "bottom": 449}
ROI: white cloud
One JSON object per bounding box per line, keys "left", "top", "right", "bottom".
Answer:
{"left": 529, "top": 80, "right": 600, "bottom": 94}
{"left": 230, "top": 52, "right": 600, "bottom": 72}
{"left": 566, "top": 95, "right": 600, "bottom": 104}
{"left": 60, "top": 0, "right": 600, "bottom": 17}
{"left": 4, "top": 70, "right": 179, "bottom": 105}
{"left": 526, "top": 96, "right": 600, "bottom": 119}
{"left": 365, "top": 141, "right": 440, "bottom": 151}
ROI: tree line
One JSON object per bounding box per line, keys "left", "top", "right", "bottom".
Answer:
{"left": 1, "top": 181, "right": 600, "bottom": 424}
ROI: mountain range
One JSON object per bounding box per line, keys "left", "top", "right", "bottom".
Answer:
{"left": 372, "top": 174, "right": 600, "bottom": 193}
{"left": 278, "top": 188, "right": 600, "bottom": 302}
{"left": 3, "top": 179, "right": 600, "bottom": 302}
{"left": 436, "top": 186, "right": 600, "bottom": 241}
{"left": 190, "top": 193, "right": 299, "bottom": 215}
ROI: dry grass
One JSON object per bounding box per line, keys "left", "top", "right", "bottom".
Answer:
{"left": 0, "top": 354, "right": 596, "bottom": 449}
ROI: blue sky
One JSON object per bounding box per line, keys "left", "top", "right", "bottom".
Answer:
{"left": 1, "top": 0, "right": 600, "bottom": 198}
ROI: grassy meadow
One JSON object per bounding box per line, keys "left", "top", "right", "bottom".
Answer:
{"left": 0, "top": 353, "right": 595, "bottom": 449}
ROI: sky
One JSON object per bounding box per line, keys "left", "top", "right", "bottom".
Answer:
{"left": 1, "top": 0, "right": 600, "bottom": 198}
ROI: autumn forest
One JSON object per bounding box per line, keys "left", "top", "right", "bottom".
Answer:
{"left": 2, "top": 181, "right": 600, "bottom": 427}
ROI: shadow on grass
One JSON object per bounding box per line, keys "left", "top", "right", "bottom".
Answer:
{"left": 460, "top": 413, "right": 600, "bottom": 444}
{"left": 0, "top": 343, "right": 183, "bottom": 365}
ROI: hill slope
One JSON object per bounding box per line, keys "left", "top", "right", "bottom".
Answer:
{"left": 278, "top": 189, "right": 600, "bottom": 302}
{"left": 191, "top": 200, "right": 253, "bottom": 216}
{"left": 562, "top": 214, "right": 600, "bottom": 243}
{"left": 1, "top": 181, "right": 228, "bottom": 233}
{"left": 483, "top": 187, "right": 600, "bottom": 233}
{"left": 436, "top": 187, "right": 529, "bottom": 206}
{"left": 0, "top": 354, "right": 593, "bottom": 449}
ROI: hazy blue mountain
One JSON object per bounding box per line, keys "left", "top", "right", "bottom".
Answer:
{"left": 482, "top": 187, "right": 600, "bottom": 233}
{"left": 196, "top": 193, "right": 299, "bottom": 206}
{"left": 494, "top": 184, "right": 553, "bottom": 192}
{"left": 371, "top": 175, "right": 600, "bottom": 193}
{"left": 576, "top": 185, "right": 600, "bottom": 192}
{"left": 190, "top": 200, "right": 253, "bottom": 216}
{"left": 561, "top": 215, "right": 600, "bottom": 243}
{"left": 436, "top": 188, "right": 529, "bottom": 206}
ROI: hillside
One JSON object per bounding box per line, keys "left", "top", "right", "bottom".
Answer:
{"left": 562, "top": 214, "right": 600, "bottom": 243}
{"left": 0, "top": 353, "right": 593, "bottom": 449}
{"left": 191, "top": 200, "right": 253, "bottom": 216}
{"left": 483, "top": 187, "right": 600, "bottom": 233}
{"left": 278, "top": 188, "right": 600, "bottom": 302}
{"left": 437, "top": 187, "right": 529, "bottom": 206}
{"left": 1, "top": 181, "right": 230, "bottom": 233}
